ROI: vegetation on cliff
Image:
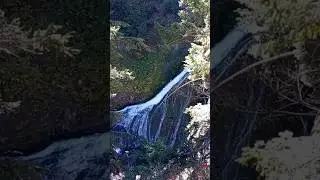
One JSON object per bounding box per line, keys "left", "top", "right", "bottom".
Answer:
{"left": 110, "top": 0, "right": 210, "bottom": 179}
{"left": 211, "top": 0, "right": 320, "bottom": 179}
{"left": 110, "top": 0, "right": 187, "bottom": 110}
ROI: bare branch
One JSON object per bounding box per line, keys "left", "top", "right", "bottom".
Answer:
{"left": 212, "top": 50, "right": 299, "bottom": 92}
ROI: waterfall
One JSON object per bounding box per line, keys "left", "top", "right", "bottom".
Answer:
{"left": 154, "top": 101, "right": 167, "bottom": 141}
{"left": 111, "top": 68, "right": 191, "bottom": 144}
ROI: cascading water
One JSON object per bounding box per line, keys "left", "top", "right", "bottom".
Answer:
{"left": 111, "top": 69, "right": 191, "bottom": 144}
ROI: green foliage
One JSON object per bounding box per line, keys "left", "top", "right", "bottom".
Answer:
{"left": 235, "top": 0, "right": 320, "bottom": 57}
{"left": 0, "top": 9, "right": 79, "bottom": 58}
{"left": 110, "top": 24, "right": 136, "bottom": 95}
{"left": 178, "top": 0, "right": 211, "bottom": 178}
{"left": 179, "top": 0, "right": 209, "bottom": 20}
{"left": 0, "top": 8, "right": 80, "bottom": 107}
{"left": 138, "top": 140, "right": 176, "bottom": 165}
{"left": 131, "top": 48, "right": 170, "bottom": 96}
{"left": 110, "top": 22, "right": 176, "bottom": 99}
{"left": 110, "top": 65, "right": 134, "bottom": 81}
{"left": 178, "top": 0, "right": 210, "bottom": 81}
{"left": 237, "top": 131, "right": 320, "bottom": 180}
{"left": 233, "top": 1, "right": 320, "bottom": 179}
{"left": 185, "top": 42, "right": 210, "bottom": 80}
{"left": 110, "top": 20, "right": 183, "bottom": 102}
{"left": 110, "top": 23, "right": 152, "bottom": 61}
{"left": 111, "top": 0, "right": 164, "bottom": 37}
{"left": 111, "top": 47, "right": 171, "bottom": 100}
{"left": 178, "top": 0, "right": 209, "bottom": 29}
{"left": 111, "top": 0, "right": 180, "bottom": 38}
{"left": 124, "top": 140, "right": 178, "bottom": 179}
{"left": 232, "top": 2, "right": 320, "bottom": 179}
{"left": 110, "top": 1, "right": 187, "bottom": 110}
{"left": 31, "top": 24, "right": 81, "bottom": 57}
{"left": 1, "top": 0, "right": 107, "bottom": 58}
{"left": 185, "top": 103, "right": 210, "bottom": 144}
{"left": 155, "top": 22, "right": 186, "bottom": 45}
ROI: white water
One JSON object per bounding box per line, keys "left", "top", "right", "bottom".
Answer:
{"left": 119, "top": 68, "right": 190, "bottom": 110}
{"left": 112, "top": 68, "right": 190, "bottom": 142}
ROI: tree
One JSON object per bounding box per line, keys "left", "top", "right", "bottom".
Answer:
{"left": 169, "top": 0, "right": 211, "bottom": 179}
{"left": 110, "top": 24, "right": 135, "bottom": 95}
{"left": 180, "top": 0, "right": 210, "bottom": 144}
{"left": 0, "top": 9, "right": 79, "bottom": 58}
{"left": 233, "top": 0, "right": 320, "bottom": 179}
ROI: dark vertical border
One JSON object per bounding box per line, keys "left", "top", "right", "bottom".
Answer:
{"left": 106, "top": 0, "right": 111, "bottom": 178}
{"left": 106, "top": 1, "right": 110, "bottom": 130}
{"left": 211, "top": 0, "right": 222, "bottom": 179}
{"left": 210, "top": 0, "right": 241, "bottom": 179}
{"left": 210, "top": 0, "right": 216, "bottom": 179}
